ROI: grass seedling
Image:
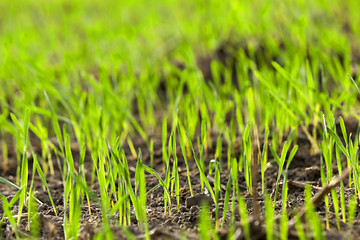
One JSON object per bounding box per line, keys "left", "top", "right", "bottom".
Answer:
{"left": 135, "top": 150, "right": 150, "bottom": 239}
{"left": 29, "top": 116, "right": 56, "bottom": 175}
{"left": 281, "top": 144, "right": 298, "bottom": 210}
{"left": 66, "top": 177, "right": 82, "bottom": 240}
{"left": 293, "top": 210, "right": 307, "bottom": 240}
{"left": 32, "top": 155, "right": 57, "bottom": 215}
{"left": 321, "top": 113, "right": 335, "bottom": 183}
{"left": 78, "top": 142, "right": 91, "bottom": 215}
{"left": 128, "top": 114, "right": 148, "bottom": 146}
{"left": 221, "top": 173, "right": 232, "bottom": 228}
{"left": 143, "top": 165, "right": 172, "bottom": 213}
{"left": 261, "top": 128, "right": 270, "bottom": 194}
{"left": 319, "top": 155, "right": 330, "bottom": 229}
{"left": 178, "top": 121, "right": 193, "bottom": 195}
{"left": 10, "top": 109, "right": 30, "bottom": 226}
{"left": 238, "top": 193, "right": 250, "bottom": 240}
{"left": 243, "top": 123, "right": 252, "bottom": 192}
{"left": 0, "top": 189, "right": 24, "bottom": 239}
{"left": 335, "top": 142, "right": 346, "bottom": 223}
{"left": 112, "top": 148, "right": 142, "bottom": 220}
{"left": 304, "top": 185, "right": 323, "bottom": 240}
{"left": 2, "top": 141, "right": 8, "bottom": 172}
{"left": 225, "top": 128, "right": 232, "bottom": 169}
{"left": 230, "top": 158, "right": 238, "bottom": 223}
{"left": 215, "top": 134, "right": 222, "bottom": 167}
{"left": 331, "top": 188, "right": 340, "bottom": 230}
{"left": 209, "top": 157, "right": 221, "bottom": 227}
{"left": 164, "top": 131, "right": 173, "bottom": 213}
{"left": 280, "top": 210, "right": 288, "bottom": 240}
{"left": 28, "top": 191, "right": 40, "bottom": 237}
{"left": 198, "top": 203, "right": 218, "bottom": 240}
{"left": 170, "top": 130, "right": 180, "bottom": 211}
{"left": 150, "top": 139, "right": 154, "bottom": 168}
{"left": 265, "top": 194, "right": 275, "bottom": 240}
{"left": 347, "top": 195, "right": 357, "bottom": 238}
{"left": 61, "top": 125, "right": 84, "bottom": 239}
{"left": 28, "top": 153, "right": 40, "bottom": 233}
{"left": 110, "top": 149, "right": 131, "bottom": 225}
{"left": 270, "top": 129, "right": 297, "bottom": 206}
{"left": 196, "top": 136, "right": 205, "bottom": 190}
{"left": 322, "top": 112, "right": 359, "bottom": 230}
{"left": 44, "top": 91, "right": 64, "bottom": 156}
{"left": 162, "top": 116, "right": 168, "bottom": 170}
{"left": 185, "top": 132, "right": 217, "bottom": 205}
{"left": 18, "top": 149, "right": 28, "bottom": 226}
{"left": 201, "top": 118, "right": 209, "bottom": 157}
{"left": 325, "top": 116, "right": 360, "bottom": 198}
{"left": 127, "top": 137, "right": 137, "bottom": 159}
{"left": 231, "top": 156, "right": 250, "bottom": 240}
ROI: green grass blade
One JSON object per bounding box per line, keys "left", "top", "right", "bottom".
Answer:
{"left": 34, "top": 154, "right": 58, "bottom": 216}
{"left": 0, "top": 176, "right": 20, "bottom": 190}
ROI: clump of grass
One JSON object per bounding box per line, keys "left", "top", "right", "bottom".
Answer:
{"left": 269, "top": 129, "right": 298, "bottom": 207}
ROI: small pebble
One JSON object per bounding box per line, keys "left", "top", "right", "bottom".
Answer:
{"left": 190, "top": 205, "right": 200, "bottom": 214}
{"left": 185, "top": 193, "right": 213, "bottom": 208}
{"left": 173, "top": 216, "right": 179, "bottom": 223}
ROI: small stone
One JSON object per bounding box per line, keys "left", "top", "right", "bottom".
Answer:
{"left": 190, "top": 205, "right": 200, "bottom": 214}
{"left": 173, "top": 216, "right": 179, "bottom": 223}
{"left": 185, "top": 193, "right": 214, "bottom": 208}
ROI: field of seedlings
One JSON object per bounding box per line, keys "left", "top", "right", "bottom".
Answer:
{"left": 1, "top": 0, "right": 360, "bottom": 239}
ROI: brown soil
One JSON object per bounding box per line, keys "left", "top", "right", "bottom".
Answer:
{"left": 1, "top": 114, "right": 360, "bottom": 240}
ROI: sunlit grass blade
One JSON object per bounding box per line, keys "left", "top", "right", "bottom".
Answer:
{"left": 221, "top": 174, "right": 232, "bottom": 228}
{"left": 331, "top": 189, "right": 340, "bottom": 230}
{"left": 280, "top": 210, "right": 288, "bottom": 240}
{"left": 348, "top": 74, "right": 360, "bottom": 94}
{"left": 143, "top": 165, "right": 172, "bottom": 213}
{"left": 261, "top": 128, "right": 270, "bottom": 194}
{"left": 0, "top": 192, "right": 22, "bottom": 239}
{"left": 293, "top": 210, "right": 306, "bottom": 240}
{"left": 320, "top": 155, "right": 330, "bottom": 229}
{"left": 162, "top": 116, "right": 168, "bottom": 169}
{"left": 265, "top": 194, "right": 275, "bottom": 240}
{"left": 304, "top": 186, "right": 323, "bottom": 240}
{"left": 135, "top": 150, "right": 149, "bottom": 239}
{"left": 347, "top": 195, "right": 357, "bottom": 233}
{"left": 178, "top": 121, "right": 193, "bottom": 195}
{"left": 44, "top": 90, "right": 64, "bottom": 155}
{"left": 0, "top": 176, "right": 21, "bottom": 190}
{"left": 185, "top": 133, "right": 217, "bottom": 205}
{"left": 33, "top": 154, "right": 57, "bottom": 216}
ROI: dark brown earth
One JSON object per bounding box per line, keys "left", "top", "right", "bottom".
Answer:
{"left": 1, "top": 114, "right": 360, "bottom": 240}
